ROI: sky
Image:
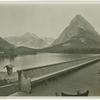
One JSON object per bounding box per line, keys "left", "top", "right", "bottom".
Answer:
{"left": 0, "top": 4, "right": 100, "bottom": 38}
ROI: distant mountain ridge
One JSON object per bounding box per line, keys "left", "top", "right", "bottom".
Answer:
{"left": 0, "top": 37, "right": 15, "bottom": 50}
{"left": 5, "top": 32, "right": 48, "bottom": 49}
{"left": 42, "top": 14, "right": 100, "bottom": 53}
{"left": 43, "top": 37, "right": 55, "bottom": 45}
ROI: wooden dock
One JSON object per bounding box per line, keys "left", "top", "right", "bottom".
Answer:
{"left": 0, "top": 55, "right": 99, "bottom": 96}
{"left": 15, "top": 55, "right": 100, "bottom": 95}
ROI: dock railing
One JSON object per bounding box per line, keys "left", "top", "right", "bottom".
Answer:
{"left": 17, "top": 55, "right": 100, "bottom": 93}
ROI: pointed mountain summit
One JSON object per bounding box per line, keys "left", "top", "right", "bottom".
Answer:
{"left": 42, "top": 15, "right": 100, "bottom": 53}
{"left": 70, "top": 14, "right": 95, "bottom": 32}
{"left": 53, "top": 14, "right": 100, "bottom": 45}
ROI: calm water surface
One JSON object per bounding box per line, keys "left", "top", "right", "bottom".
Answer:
{"left": 0, "top": 53, "right": 95, "bottom": 72}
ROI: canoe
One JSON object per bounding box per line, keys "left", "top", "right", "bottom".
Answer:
{"left": 61, "top": 90, "right": 89, "bottom": 96}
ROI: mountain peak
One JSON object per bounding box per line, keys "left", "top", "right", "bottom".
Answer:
{"left": 70, "top": 14, "right": 88, "bottom": 25}
{"left": 69, "top": 14, "right": 95, "bottom": 32}
{"left": 52, "top": 14, "right": 100, "bottom": 45}
{"left": 72, "top": 14, "right": 87, "bottom": 23}
{"left": 74, "top": 14, "right": 83, "bottom": 18}
{"left": 24, "top": 32, "right": 34, "bottom": 36}
{"left": 23, "top": 32, "right": 40, "bottom": 39}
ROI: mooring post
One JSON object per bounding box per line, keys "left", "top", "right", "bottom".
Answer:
{"left": 17, "top": 70, "right": 32, "bottom": 93}
{"left": 17, "top": 70, "right": 22, "bottom": 91}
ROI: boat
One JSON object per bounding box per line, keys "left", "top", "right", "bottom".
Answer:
{"left": 61, "top": 90, "right": 89, "bottom": 96}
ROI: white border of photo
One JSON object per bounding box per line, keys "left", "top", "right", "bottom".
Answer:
{"left": 0, "top": 0, "right": 100, "bottom": 100}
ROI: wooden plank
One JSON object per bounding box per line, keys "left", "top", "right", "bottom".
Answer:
{"left": 0, "top": 83, "right": 18, "bottom": 96}
{"left": 9, "top": 92, "right": 28, "bottom": 96}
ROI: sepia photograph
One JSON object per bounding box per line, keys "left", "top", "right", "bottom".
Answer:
{"left": 0, "top": 1, "right": 100, "bottom": 97}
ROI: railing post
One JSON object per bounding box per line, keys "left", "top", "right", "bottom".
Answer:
{"left": 17, "top": 70, "right": 22, "bottom": 91}
{"left": 17, "top": 70, "right": 31, "bottom": 93}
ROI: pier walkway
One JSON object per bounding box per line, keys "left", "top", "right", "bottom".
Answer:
{"left": 10, "top": 55, "right": 100, "bottom": 96}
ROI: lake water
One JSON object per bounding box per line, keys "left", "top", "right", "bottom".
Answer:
{"left": 0, "top": 53, "right": 96, "bottom": 72}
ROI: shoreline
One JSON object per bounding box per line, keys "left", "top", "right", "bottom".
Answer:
{"left": 0, "top": 72, "right": 18, "bottom": 86}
